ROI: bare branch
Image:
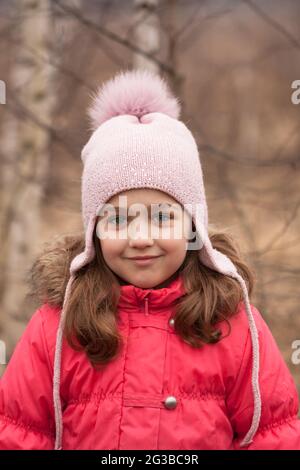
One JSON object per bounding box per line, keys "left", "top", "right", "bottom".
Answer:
{"left": 250, "top": 198, "right": 300, "bottom": 257}
{"left": 52, "top": 0, "right": 176, "bottom": 76}
{"left": 242, "top": 0, "right": 300, "bottom": 51}
{"left": 200, "top": 143, "right": 300, "bottom": 168}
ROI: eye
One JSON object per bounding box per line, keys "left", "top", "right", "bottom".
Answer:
{"left": 153, "top": 212, "right": 173, "bottom": 223}
{"left": 107, "top": 214, "right": 127, "bottom": 226}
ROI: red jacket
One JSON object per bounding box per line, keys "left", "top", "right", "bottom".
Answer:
{"left": 1, "top": 275, "right": 300, "bottom": 449}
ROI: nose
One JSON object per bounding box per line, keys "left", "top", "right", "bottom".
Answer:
{"left": 128, "top": 237, "right": 154, "bottom": 249}
{"left": 127, "top": 217, "right": 154, "bottom": 248}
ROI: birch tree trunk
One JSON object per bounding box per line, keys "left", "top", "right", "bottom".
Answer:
{"left": 0, "top": 0, "right": 54, "bottom": 373}
{"left": 132, "top": 0, "right": 160, "bottom": 73}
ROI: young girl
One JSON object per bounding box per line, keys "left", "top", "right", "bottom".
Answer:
{"left": 0, "top": 69, "right": 299, "bottom": 450}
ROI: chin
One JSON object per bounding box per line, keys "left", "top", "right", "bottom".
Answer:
{"left": 131, "top": 275, "right": 161, "bottom": 289}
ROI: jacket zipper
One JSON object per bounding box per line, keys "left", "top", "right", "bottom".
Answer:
{"left": 144, "top": 296, "right": 149, "bottom": 316}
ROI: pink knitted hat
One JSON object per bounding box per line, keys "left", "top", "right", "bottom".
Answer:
{"left": 53, "top": 68, "right": 261, "bottom": 450}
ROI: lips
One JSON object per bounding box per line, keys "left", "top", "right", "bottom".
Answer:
{"left": 129, "top": 256, "right": 161, "bottom": 260}
{"left": 126, "top": 255, "right": 162, "bottom": 266}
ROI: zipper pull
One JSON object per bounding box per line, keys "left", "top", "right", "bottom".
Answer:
{"left": 144, "top": 296, "right": 149, "bottom": 316}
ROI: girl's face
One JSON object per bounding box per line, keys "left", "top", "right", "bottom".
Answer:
{"left": 96, "top": 188, "right": 192, "bottom": 289}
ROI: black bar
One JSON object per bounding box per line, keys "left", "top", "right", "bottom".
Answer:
{"left": 1, "top": 450, "right": 300, "bottom": 466}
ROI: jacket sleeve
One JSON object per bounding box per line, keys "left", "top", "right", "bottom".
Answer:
{"left": 226, "top": 305, "right": 300, "bottom": 450}
{"left": 0, "top": 306, "right": 55, "bottom": 449}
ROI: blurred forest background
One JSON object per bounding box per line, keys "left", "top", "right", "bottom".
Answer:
{"left": 0, "top": 0, "right": 299, "bottom": 402}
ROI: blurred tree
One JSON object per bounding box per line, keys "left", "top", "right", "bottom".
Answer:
{"left": 131, "top": 0, "right": 160, "bottom": 73}
{"left": 0, "top": 0, "right": 54, "bottom": 366}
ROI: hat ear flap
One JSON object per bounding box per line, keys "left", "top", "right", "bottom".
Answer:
{"left": 193, "top": 218, "right": 238, "bottom": 277}
{"left": 81, "top": 142, "right": 89, "bottom": 164}
{"left": 70, "top": 215, "right": 96, "bottom": 274}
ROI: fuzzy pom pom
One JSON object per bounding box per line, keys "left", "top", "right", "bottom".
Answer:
{"left": 87, "top": 68, "right": 181, "bottom": 131}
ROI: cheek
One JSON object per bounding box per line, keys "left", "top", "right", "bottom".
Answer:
{"left": 158, "top": 238, "right": 187, "bottom": 255}
{"left": 160, "top": 214, "right": 191, "bottom": 241}
{"left": 99, "top": 239, "right": 126, "bottom": 260}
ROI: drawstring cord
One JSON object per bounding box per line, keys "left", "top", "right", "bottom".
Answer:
{"left": 53, "top": 273, "right": 76, "bottom": 450}
{"left": 234, "top": 272, "right": 262, "bottom": 447}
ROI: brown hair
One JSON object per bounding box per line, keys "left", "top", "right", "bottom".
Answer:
{"left": 28, "top": 222, "right": 255, "bottom": 369}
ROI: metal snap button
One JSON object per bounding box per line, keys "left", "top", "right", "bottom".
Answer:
{"left": 163, "top": 396, "right": 177, "bottom": 409}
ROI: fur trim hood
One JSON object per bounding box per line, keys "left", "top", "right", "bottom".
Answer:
{"left": 28, "top": 234, "right": 85, "bottom": 308}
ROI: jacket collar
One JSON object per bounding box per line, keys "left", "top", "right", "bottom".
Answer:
{"left": 117, "top": 273, "right": 186, "bottom": 313}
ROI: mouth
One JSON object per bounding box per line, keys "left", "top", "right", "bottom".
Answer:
{"left": 128, "top": 255, "right": 161, "bottom": 260}
{"left": 126, "top": 255, "right": 162, "bottom": 266}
